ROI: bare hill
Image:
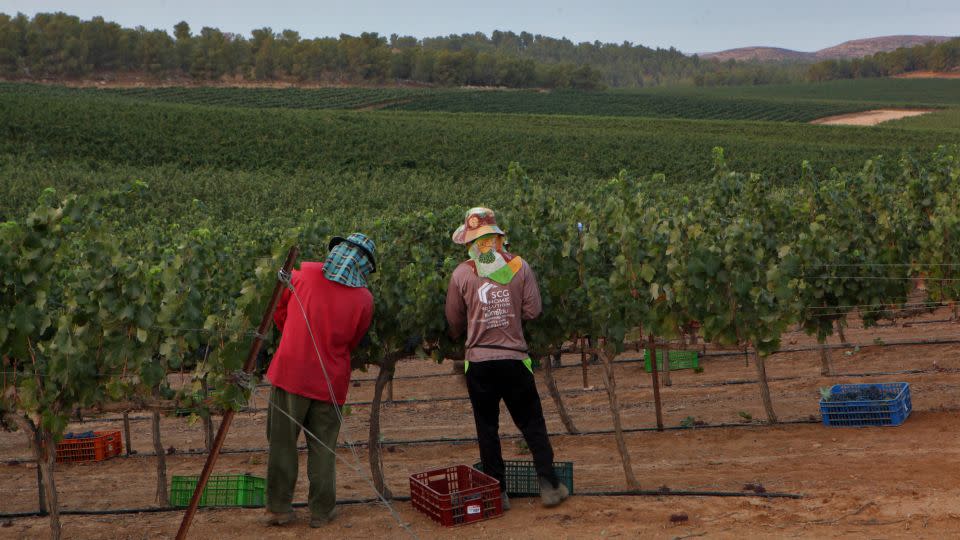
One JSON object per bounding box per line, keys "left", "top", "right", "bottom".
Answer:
{"left": 702, "top": 35, "right": 955, "bottom": 63}
{"left": 700, "top": 47, "right": 815, "bottom": 62}
{"left": 816, "top": 35, "right": 954, "bottom": 59}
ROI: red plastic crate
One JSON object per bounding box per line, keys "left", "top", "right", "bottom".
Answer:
{"left": 409, "top": 465, "right": 503, "bottom": 527}
{"left": 55, "top": 431, "right": 123, "bottom": 463}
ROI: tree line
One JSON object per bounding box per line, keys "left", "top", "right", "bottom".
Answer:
{"left": 807, "top": 37, "right": 960, "bottom": 81}
{"left": 0, "top": 11, "right": 808, "bottom": 89}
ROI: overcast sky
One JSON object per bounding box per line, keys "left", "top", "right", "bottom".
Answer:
{"left": 3, "top": 0, "right": 958, "bottom": 53}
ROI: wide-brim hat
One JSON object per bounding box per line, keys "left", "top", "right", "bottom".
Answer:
{"left": 451, "top": 207, "right": 505, "bottom": 245}
{"left": 329, "top": 232, "right": 377, "bottom": 273}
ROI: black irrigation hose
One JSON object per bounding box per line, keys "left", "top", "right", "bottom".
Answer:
{"left": 570, "top": 489, "right": 803, "bottom": 500}
{"left": 0, "top": 498, "right": 410, "bottom": 519}
{"left": 0, "top": 489, "right": 804, "bottom": 519}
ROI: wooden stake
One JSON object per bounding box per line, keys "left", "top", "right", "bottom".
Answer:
{"left": 580, "top": 337, "right": 589, "bottom": 389}
{"left": 835, "top": 319, "right": 848, "bottom": 344}
{"left": 818, "top": 342, "right": 832, "bottom": 376}
{"left": 660, "top": 342, "right": 673, "bottom": 387}
{"left": 122, "top": 411, "right": 132, "bottom": 456}
{"left": 753, "top": 349, "right": 778, "bottom": 424}
{"left": 648, "top": 336, "right": 664, "bottom": 431}
{"left": 151, "top": 402, "right": 168, "bottom": 506}
{"left": 201, "top": 377, "right": 214, "bottom": 453}
{"left": 35, "top": 430, "right": 47, "bottom": 515}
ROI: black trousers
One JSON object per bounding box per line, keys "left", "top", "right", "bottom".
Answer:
{"left": 465, "top": 359, "right": 559, "bottom": 490}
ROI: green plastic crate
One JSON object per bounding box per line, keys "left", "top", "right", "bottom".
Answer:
{"left": 473, "top": 460, "right": 574, "bottom": 496}
{"left": 643, "top": 349, "right": 699, "bottom": 372}
{"left": 170, "top": 474, "right": 265, "bottom": 507}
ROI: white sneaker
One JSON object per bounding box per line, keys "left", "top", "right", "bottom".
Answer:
{"left": 539, "top": 477, "right": 569, "bottom": 508}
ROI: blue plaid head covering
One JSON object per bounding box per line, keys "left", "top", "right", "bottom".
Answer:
{"left": 323, "top": 233, "right": 377, "bottom": 288}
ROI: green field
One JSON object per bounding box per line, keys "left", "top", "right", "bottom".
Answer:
{"left": 1, "top": 86, "right": 956, "bottom": 227}
{"left": 4, "top": 79, "right": 958, "bottom": 124}
{"left": 891, "top": 107, "right": 960, "bottom": 130}
{"left": 0, "top": 83, "right": 424, "bottom": 110}
{"left": 640, "top": 78, "right": 960, "bottom": 106}
{"left": 383, "top": 89, "right": 880, "bottom": 122}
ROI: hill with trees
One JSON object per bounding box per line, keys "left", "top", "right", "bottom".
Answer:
{"left": 807, "top": 37, "right": 960, "bottom": 81}
{"left": 702, "top": 35, "right": 954, "bottom": 62}
{"left": 0, "top": 11, "right": 803, "bottom": 88}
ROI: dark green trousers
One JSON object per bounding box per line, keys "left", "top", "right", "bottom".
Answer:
{"left": 266, "top": 386, "right": 342, "bottom": 518}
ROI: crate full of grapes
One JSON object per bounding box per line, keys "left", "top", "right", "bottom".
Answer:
{"left": 819, "top": 382, "right": 911, "bottom": 427}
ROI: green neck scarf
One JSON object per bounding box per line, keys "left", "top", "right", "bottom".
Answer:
{"left": 468, "top": 244, "right": 521, "bottom": 285}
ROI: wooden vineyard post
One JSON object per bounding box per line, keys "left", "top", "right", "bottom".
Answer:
{"left": 818, "top": 342, "right": 833, "bottom": 376}
{"left": 35, "top": 430, "right": 46, "bottom": 515}
{"left": 176, "top": 246, "right": 298, "bottom": 540}
{"left": 122, "top": 411, "right": 133, "bottom": 456}
{"left": 201, "top": 377, "right": 214, "bottom": 453}
{"left": 542, "top": 354, "right": 579, "bottom": 434}
{"left": 660, "top": 342, "right": 672, "bottom": 388}
{"left": 648, "top": 336, "right": 664, "bottom": 431}
{"left": 753, "top": 348, "right": 778, "bottom": 424}
{"left": 151, "top": 399, "right": 168, "bottom": 506}
{"left": 11, "top": 402, "right": 60, "bottom": 537}
{"left": 37, "top": 463, "right": 46, "bottom": 514}
{"left": 597, "top": 348, "right": 640, "bottom": 489}
{"left": 580, "top": 336, "right": 590, "bottom": 389}
{"left": 819, "top": 304, "right": 835, "bottom": 376}
{"left": 835, "top": 319, "right": 848, "bottom": 344}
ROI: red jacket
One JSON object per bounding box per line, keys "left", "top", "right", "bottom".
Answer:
{"left": 267, "top": 262, "right": 373, "bottom": 405}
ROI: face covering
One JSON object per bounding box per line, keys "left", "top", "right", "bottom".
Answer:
{"left": 468, "top": 235, "right": 522, "bottom": 285}
{"left": 323, "top": 242, "right": 374, "bottom": 287}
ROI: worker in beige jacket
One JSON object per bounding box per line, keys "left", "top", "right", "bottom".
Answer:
{"left": 445, "top": 207, "right": 569, "bottom": 510}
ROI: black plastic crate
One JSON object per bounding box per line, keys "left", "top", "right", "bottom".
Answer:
{"left": 473, "top": 460, "right": 574, "bottom": 496}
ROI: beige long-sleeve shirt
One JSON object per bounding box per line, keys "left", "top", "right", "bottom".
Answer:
{"left": 445, "top": 258, "right": 542, "bottom": 362}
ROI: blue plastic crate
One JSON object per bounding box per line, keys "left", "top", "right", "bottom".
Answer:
{"left": 819, "top": 382, "right": 911, "bottom": 427}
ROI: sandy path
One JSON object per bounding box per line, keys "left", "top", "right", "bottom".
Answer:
{"left": 893, "top": 71, "right": 960, "bottom": 79}
{"left": 811, "top": 109, "right": 934, "bottom": 126}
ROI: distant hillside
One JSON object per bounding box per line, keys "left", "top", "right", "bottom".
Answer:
{"left": 816, "top": 35, "right": 955, "bottom": 59}
{"left": 701, "top": 47, "right": 815, "bottom": 62}
{"left": 702, "top": 35, "right": 955, "bottom": 63}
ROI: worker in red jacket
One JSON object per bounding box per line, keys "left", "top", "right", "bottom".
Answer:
{"left": 445, "top": 207, "right": 569, "bottom": 510}
{"left": 263, "top": 233, "right": 376, "bottom": 528}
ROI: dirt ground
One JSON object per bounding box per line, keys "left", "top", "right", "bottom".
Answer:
{"left": 2, "top": 308, "right": 960, "bottom": 539}
{"left": 811, "top": 109, "right": 934, "bottom": 126}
